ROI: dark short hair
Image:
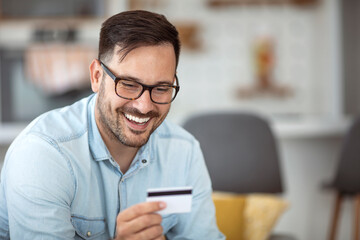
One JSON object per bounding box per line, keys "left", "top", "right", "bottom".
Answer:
{"left": 98, "top": 10, "right": 181, "bottom": 68}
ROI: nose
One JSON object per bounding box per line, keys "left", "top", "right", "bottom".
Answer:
{"left": 132, "top": 89, "right": 155, "bottom": 114}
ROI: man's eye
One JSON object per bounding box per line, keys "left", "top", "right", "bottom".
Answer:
{"left": 120, "top": 81, "right": 138, "bottom": 89}
{"left": 154, "top": 86, "right": 172, "bottom": 93}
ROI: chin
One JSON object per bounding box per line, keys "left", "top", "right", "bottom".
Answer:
{"left": 119, "top": 129, "right": 152, "bottom": 148}
{"left": 120, "top": 137, "right": 150, "bottom": 148}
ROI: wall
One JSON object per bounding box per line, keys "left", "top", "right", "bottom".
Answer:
{"left": 158, "top": 0, "right": 343, "bottom": 123}
{"left": 342, "top": 0, "right": 360, "bottom": 116}
{"left": 0, "top": 0, "right": 344, "bottom": 123}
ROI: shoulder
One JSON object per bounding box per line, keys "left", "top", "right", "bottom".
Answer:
{"left": 153, "top": 119, "right": 198, "bottom": 144}
{"left": 150, "top": 120, "right": 202, "bottom": 159}
{"left": 20, "top": 95, "right": 94, "bottom": 143}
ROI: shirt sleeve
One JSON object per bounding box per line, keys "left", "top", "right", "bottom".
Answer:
{"left": 166, "top": 140, "right": 225, "bottom": 240}
{"left": 3, "top": 133, "right": 76, "bottom": 239}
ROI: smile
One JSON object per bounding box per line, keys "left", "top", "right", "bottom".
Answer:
{"left": 124, "top": 113, "right": 150, "bottom": 125}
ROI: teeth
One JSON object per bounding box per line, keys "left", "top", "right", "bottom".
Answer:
{"left": 124, "top": 113, "right": 150, "bottom": 124}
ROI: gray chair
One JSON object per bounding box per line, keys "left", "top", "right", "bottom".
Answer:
{"left": 325, "top": 117, "right": 360, "bottom": 240}
{"left": 183, "top": 112, "right": 295, "bottom": 240}
{"left": 183, "top": 112, "right": 283, "bottom": 194}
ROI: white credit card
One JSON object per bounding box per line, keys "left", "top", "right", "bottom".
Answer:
{"left": 146, "top": 186, "right": 193, "bottom": 215}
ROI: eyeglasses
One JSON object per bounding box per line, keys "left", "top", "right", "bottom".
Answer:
{"left": 100, "top": 61, "right": 180, "bottom": 104}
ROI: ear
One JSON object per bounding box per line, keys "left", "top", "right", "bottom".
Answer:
{"left": 89, "top": 59, "right": 103, "bottom": 93}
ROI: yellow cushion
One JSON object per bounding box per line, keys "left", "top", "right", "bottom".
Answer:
{"left": 212, "top": 193, "right": 288, "bottom": 240}
{"left": 242, "top": 194, "right": 289, "bottom": 240}
{"left": 212, "top": 192, "right": 246, "bottom": 240}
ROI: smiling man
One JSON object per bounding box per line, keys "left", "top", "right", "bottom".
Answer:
{"left": 0, "top": 10, "right": 224, "bottom": 240}
{"left": 94, "top": 44, "right": 177, "bottom": 173}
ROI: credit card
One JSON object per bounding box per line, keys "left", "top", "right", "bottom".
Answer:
{"left": 146, "top": 186, "right": 193, "bottom": 215}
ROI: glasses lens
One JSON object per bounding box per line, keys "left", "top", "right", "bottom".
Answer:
{"left": 116, "top": 79, "right": 178, "bottom": 104}
{"left": 151, "top": 86, "right": 176, "bottom": 103}
{"left": 116, "top": 80, "right": 142, "bottom": 99}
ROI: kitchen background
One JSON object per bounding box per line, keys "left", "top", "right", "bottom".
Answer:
{"left": 0, "top": 0, "right": 359, "bottom": 239}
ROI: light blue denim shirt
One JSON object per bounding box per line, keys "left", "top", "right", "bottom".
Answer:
{"left": 0, "top": 94, "right": 224, "bottom": 240}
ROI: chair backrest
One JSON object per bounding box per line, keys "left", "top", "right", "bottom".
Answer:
{"left": 333, "top": 117, "right": 360, "bottom": 193}
{"left": 183, "top": 112, "right": 283, "bottom": 194}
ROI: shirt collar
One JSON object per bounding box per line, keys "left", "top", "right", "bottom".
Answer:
{"left": 88, "top": 94, "right": 111, "bottom": 161}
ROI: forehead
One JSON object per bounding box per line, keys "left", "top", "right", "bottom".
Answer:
{"left": 108, "top": 45, "right": 176, "bottom": 82}
{"left": 113, "top": 44, "right": 175, "bottom": 62}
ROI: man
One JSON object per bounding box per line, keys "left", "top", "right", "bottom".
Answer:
{"left": 0, "top": 10, "right": 224, "bottom": 239}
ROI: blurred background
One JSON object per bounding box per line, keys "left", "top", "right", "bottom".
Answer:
{"left": 0, "top": 0, "right": 359, "bottom": 239}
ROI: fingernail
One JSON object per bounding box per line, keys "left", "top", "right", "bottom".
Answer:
{"left": 159, "top": 202, "right": 166, "bottom": 209}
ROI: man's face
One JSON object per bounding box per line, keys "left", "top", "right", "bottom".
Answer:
{"left": 94, "top": 44, "right": 176, "bottom": 148}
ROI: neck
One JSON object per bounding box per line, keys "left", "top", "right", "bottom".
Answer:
{"left": 103, "top": 134, "right": 138, "bottom": 174}
{"left": 95, "top": 114, "right": 138, "bottom": 174}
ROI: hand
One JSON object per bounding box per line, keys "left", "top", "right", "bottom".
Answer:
{"left": 114, "top": 201, "right": 167, "bottom": 240}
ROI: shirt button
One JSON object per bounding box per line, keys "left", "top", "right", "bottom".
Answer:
{"left": 142, "top": 159, "right": 147, "bottom": 164}
{"left": 87, "top": 231, "right": 91, "bottom": 237}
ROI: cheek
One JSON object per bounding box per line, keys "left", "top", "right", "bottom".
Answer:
{"left": 158, "top": 105, "right": 171, "bottom": 117}
{"left": 99, "top": 95, "right": 119, "bottom": 121}
{"left": 100, "top": 82, "right": 123, "bottom": 112}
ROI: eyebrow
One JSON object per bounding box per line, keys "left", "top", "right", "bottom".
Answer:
{"left": 118, "top": 74, "right": 174, "bottom": 86}
{"left": 101, "top": 61, "right": 175, "bottom": 85}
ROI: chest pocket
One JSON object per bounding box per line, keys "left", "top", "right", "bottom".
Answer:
{"left": 71, "top": 215, "right": 108, "bottom": 240}
{"left": 162, "top": 214, "right": 178, "bottom": 234}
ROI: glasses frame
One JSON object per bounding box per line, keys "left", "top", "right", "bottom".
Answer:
{"left": 100, "top": 61, "right": 180, "bottom": 104}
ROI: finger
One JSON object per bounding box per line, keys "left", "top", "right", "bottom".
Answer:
{"left": 135, "top": 224, "right": 163, "bottom": 240}
{"left": 117, "top": 201, "right": 166, "bottom": 222}
{"left": 125, "top": 213, "right": 162, "bottom": 234}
